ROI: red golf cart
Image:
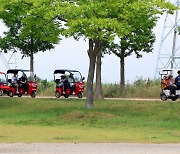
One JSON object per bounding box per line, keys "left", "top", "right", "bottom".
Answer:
{"left": 0, "top": 72, "right": 11, "bottom": 96}
{"left": 6, "top": 69, "right": 38, "bottom": 98}
{"left": 54, "top": 69, "right": 85, "bottom": 98}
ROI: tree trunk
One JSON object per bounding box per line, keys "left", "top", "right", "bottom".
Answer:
{"left": 30, "top": 50, "right": 34, "bottom": 73}
{"left": 94, "top": 49, "right": 104, "bottom": 100}
{"left": 120, "top": 56, "right": 125, "bottom": 88}
{"left": 30, "top": 37, "right": 34, "bottom": 73}
{"left": 86, "top": 39, "right": 96, "bottom": 109}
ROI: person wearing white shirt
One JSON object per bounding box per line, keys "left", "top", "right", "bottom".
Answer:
{"left": 11, "top": 73, "right": 19, "bottom": 93}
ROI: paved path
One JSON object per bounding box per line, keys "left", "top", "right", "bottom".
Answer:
{"left": 37, "top": 96, "right": 161, "bottom": 101}
{"left": 0, "top": 143, "right": 179, "bottom": 154}
{"left": 1, "top": 95, "right": 163, "bottom": 101}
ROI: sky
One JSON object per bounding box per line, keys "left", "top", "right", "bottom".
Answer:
{"left": 0, "top": 12, "right": 179, "bottom": 84}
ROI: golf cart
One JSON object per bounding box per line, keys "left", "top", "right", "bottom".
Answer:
{"left": 6, "top": 69, "right": 38, "bottom": 98}
{"left": 54, "top": 69, "right": 85, "bottom": 98}
{"left": 160, "top": 69, "right": 180, "bottom": 101}
{"left": 0, "top": 72, "right": 11, "bottom": 96}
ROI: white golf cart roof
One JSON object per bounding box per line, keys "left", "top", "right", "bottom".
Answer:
{"left": 159, "top": 68, "right": 180, "bottom": 76}
{"left": 159, "top": 68, "right": 179, "bottom": 71}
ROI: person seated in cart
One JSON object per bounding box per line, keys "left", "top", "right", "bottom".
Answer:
{"left": 175, "top": 70, "right": 180, "bottom": 90}
{"left": 19, "top": 73, "right": 28, "bottom": 93}
{"left": 58, "top": 75, "right": 65, "bottom": 86}
{"left": 68, "top": 73, "right": 75, "bottom": 94}
{"left": 167, "top": 75, "right": 176, "bottom": 96}
{"left": 59, "top": 75, "right": 69, "bottom": 93}
{"left": 11, "top": 73, "right": 19, "bottom": 93}
{"left": 161, "top": 75, "right": 168, "bottom": 89}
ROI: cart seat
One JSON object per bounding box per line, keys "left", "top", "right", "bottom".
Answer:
{"left": 55, "top": 79, "right": 60, "bottom": 83}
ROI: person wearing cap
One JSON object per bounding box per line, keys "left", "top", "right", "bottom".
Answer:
{"left": 175, "top": 70, "right": 180, "bottom": 90}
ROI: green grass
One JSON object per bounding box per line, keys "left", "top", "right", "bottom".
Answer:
{"left": 0, "top": 97, "right": 179, "bottom": 143}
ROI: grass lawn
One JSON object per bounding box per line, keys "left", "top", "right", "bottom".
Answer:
{"left": 0, "top": 97, "right": 179, "bottom": 143}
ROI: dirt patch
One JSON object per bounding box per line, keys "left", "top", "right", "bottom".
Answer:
{"left": 62, "top": 111, "right": 115, "bottom": 121}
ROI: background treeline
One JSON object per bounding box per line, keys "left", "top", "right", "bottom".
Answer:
{"left": 37, "top": 78, "right": 160, "bottom": 98}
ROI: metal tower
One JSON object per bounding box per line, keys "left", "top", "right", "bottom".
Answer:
{"left": 0, "top": 50, "right": 17, "bottom": 70}
{"left": 155, "top": 0, "right": 180, "bottom": 77}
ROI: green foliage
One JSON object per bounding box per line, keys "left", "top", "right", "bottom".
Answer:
{"left": 0, "top": 0, "right": 176, "bottom": 55}
{"left": 37, "top": 80, "right": 55, "bottom": 95}
{"left": 60, "top": 0, "right": 176, "bottom": 41}
{"left": 0, "top": 0, "right": 62, "bottom": 56}
{"left": 109, "top": 0, "right": 176, "bottom": 59}
{"left": 62, "top": 0, "right": 132, "bottom": 41}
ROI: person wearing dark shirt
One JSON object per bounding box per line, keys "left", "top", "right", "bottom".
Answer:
{"left": 175, "top": 70, "right": 180, "bottom": 90}
{"left": 59, "top": 75, "right": 69, "bottom": 93}
{"left": 19, "top": 73, "right": 28, "bottom": 93}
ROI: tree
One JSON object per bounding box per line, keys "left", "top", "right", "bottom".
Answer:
{"left": 0, "top": 0, "right": 62, "bottom": 72}
{"left": 110, "top": 2, "right": 158, "bottom": 88}
{"left": 94, "top": 49, "right": 104, "bottom": 100}
{"left": 93, "top": 0, "right": 176, "bottom": 91}
{"left": 112, "top": 26, "right": 156, "bottom": 88}
{"left": 63, "top": 0, "right": 133, "bottom": 108}
{"left": 94, "top": 41, "right": 110, "bottom": 100}
{"left": 59, "top": 0, "right": 175, "bottom": 109}
{"left": 111, "top": 0, "right": 176, "bottom": 88}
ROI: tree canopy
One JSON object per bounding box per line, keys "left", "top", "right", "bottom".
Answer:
{"left": 0, "top": 0, "right": 62, "bottom": 71}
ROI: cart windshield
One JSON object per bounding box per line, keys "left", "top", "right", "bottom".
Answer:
{"left": 0, "top": 73, "right": 6, "bottom": 83}
{"left": 54, "top": 71, "right": 83, "bottom": 82}
{"left": 22, "top": 71, "right": 36, "bottom": 81}
{"left": 71, "top": 71, "right": 83, "bottom": 82}
{"left": 7, "top": 70, "right": 35, "bottom": 82}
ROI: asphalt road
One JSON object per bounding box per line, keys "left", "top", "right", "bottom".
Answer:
{"left": 0, "top": 143, "right": 180, "bottom": 154}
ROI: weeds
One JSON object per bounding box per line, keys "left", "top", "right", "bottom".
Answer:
{"left": 37, "top": 78, "right": 161, "bottom": 98}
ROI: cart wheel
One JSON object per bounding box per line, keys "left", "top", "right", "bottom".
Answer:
{"left": 9, "top": 91, "right": 14, "bottom": 97}
{"left": 18, "top": 94, "right": 22, "bottom": 97}
{"left": 77, "top": 92, "right": 83, "bottom": 98}
{"left": 0, "top": 90, "right": 3, "bottom": 96}
{"left": 55, "top": 91, "right": 61, "bottom": 98}
{"left": 171, "top": 96, "right": 177, "bottom": 101}
{"left": 160, "top": 93, "right": 167, "bottom": 101}
{"left": 64, "top": 94, "right": 69, "bottom": 98}
{"left": 31, "top": 91, "right": 36, "bottom": 98}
